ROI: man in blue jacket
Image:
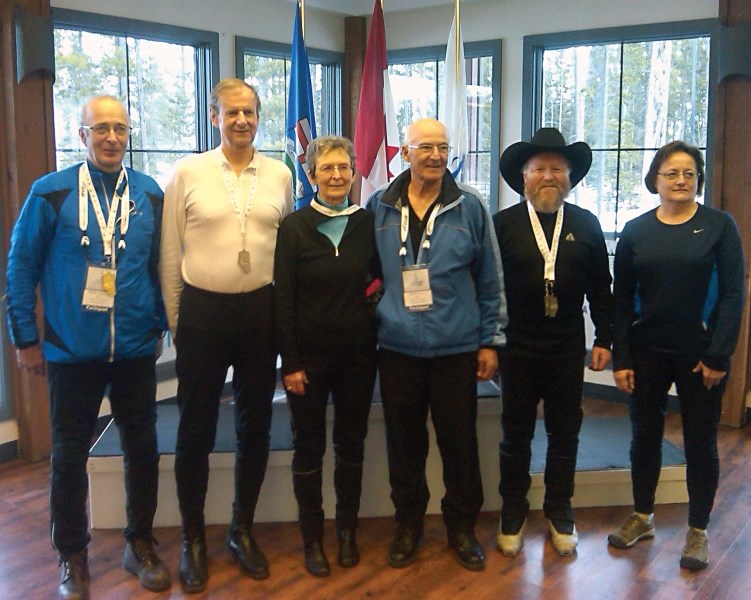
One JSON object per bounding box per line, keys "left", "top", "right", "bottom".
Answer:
{"left": 368, "top": 118, "right": 506, "bottom": 572}
{"left": 6, "top": 95, "right": 170, "bottom": 599}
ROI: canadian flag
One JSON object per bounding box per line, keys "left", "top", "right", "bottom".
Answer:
{"left": 354, "top": 0, "right": 400, "bottom": 204}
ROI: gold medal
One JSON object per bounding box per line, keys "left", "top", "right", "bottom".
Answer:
{"left": 101, "top": 270, "right": 116, "bottom": 296}
{"left": 238, "top": 250, "right": 251, "bottom": 274}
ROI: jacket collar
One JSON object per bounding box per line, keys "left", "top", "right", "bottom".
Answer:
{"left": 380, "top": 168, "right": 463, "bottom": 209}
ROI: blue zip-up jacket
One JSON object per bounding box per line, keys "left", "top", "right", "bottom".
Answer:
{"left": 6, "top": 162, "right": 167, "bottom": 363}
{"left": 368, "top": 169, "right": 506, "bottom": 357}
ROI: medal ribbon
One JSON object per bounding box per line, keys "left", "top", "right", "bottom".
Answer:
{"left": 220, "top": 150, "right": 258, "bottom": 251}
{"left": 526, "top": 200, "right": 564, "bottom": 283}
{"left": 78, "top": 163, "right": 129, "bottom": 261}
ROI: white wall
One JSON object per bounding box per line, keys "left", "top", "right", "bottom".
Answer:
{"left": 1, "top": 0, "right": 718, "bottom": 446}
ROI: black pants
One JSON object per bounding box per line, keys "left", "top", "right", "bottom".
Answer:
{"left": 629, "top": 346, "right": 724, "bottom": 529}
{"left": 378, "top": 349, "right": 483, "bottom": 532}
{"left": 287, "top": 345, "right": 376, "bottom": 541}
{"left": 174, "top": 284, "right": 276, "bottom": 531}
{"left": 47, "top": 357, "right": 159, "bottom": 555}
{"left": 498, "top": 354, "right": 584, "bottom": 523}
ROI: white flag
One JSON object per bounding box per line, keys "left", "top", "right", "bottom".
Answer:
{"left": 439, "top": 13, "right": 468, "bottom": 180}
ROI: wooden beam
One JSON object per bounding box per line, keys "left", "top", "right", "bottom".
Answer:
{"left": 715, "top": 0, "right": 751, "bottom": 426}
{"left": 0, "top": 0, "right": 55, "bottom": 460}
{"left": 343, "top": 15, "right": 366, "bottom": 204}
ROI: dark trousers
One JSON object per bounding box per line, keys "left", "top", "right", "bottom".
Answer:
{"left": 47, "top": 357, "right": 159, "bottom": 556}
{"left": 174, "top": 284, "right": 276, "bottom": 532}
{"left": 498, "top": 354, "right": 584, "bottom": 523}
{"left": 288, "top": 345, "right": 376, "bottom": 542}
{"left": 378, "top": 349, "right": 483, "bottom": 532}
{"left": 629, "top": 346, "right": 724, "bottom": 529}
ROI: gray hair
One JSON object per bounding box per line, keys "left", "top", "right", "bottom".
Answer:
{"left": 306, "top": 136, "right": 356, "bottom": 177}
{"left": 209, "top": 78, "right": 261, "bottom": 115}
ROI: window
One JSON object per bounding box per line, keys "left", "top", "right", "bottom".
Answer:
{"left": 236, "top": 37, "right": 342, "bottom": 164}
{"left": 52, "top": 9, "right": 219, "bottom": 188}
{"left": 388, "top": 40, "right": 501, "bottom": 209}
{"left": 523, "top": 20, "right": 717, "bottom": 237}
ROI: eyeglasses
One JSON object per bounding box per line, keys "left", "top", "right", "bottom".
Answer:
{"left": 317, "top": 164, "right": 352, "bottom": 176}
{"left": 81, "top": 123, "right": 130, "bottom": 136}
{"left": 407, "top": 143, "right": 452, "bottom": 155}
{"left": 657, "top": 170, "right": 698, "bottom": 181}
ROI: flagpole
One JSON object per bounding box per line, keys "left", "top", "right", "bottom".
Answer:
{"left": 454, "top": 0, "right": 460, "bottom": 71}
{"left": 300, "top": 0, "right": 305, "bottom": 40}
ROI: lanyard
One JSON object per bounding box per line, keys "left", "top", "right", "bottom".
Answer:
{"left": 220, "top": 152, "right": 258, "bottom": 250}
{"left": 78, "top": 163, "right": 129, "bottom": 261}
{"left": 526, "top": 200, "right": 564, "bottom": 282}
{"left": 399, "top": 200, "right": 440, "bottom": 260}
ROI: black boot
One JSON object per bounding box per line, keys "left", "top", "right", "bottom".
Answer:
{"left": 447, "top": 528, "right": 485, "bottom": 571}
{"left": 179, "top": 527, "right": 207, "bottom": 594}
{"left": 227, "top": 521, "right": 269, "bottom": 580}
{"left": 388, "top": 524, "right": 424, "bottom": 568}
{"left": 304, "top": 540, "right": 331, "bottom": 577}
{"left": 123, "top": 537, "right": 171, "bottom": 592}
{"left": 58, "top": 548, "right": 90, "bottom": 600}
{"left": 337, "top": 527, "right": 360, "bottom": 568}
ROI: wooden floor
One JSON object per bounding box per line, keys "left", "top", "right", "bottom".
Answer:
{"left": 2, "top": 399, "right": 751, "bottom": 600}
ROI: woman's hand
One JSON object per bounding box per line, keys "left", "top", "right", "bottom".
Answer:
{"left": 284, "top": 370, "right": 309, "bottom": 396}
{"left": 693, "top": 361, "right": 727, "bottom": 390}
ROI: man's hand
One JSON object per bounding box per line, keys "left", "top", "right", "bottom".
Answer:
{"left": 693, "top": 361, "right": 727, "bottom": 390}
{"left": 590, "top": 346, "right": 611, "bottom": 372}
{"left": 16, "top": 345, "right": 45, "bottom": 377}
{"left": 284, "top": 370, "right": 309, "bottom": 395}
{"left": 476, "top": 348, "right": 498, "bottom": 381}
{"left": 613, "top": 369, "right": 635, "bottom": 393}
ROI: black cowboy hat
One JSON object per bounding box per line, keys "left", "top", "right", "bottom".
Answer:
{"left": 499, "top": 128, "right": 592, "bottom": 195}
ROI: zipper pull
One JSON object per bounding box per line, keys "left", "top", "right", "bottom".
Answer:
{"left": 334, "top": 246, "right": 339, "bottom": 257}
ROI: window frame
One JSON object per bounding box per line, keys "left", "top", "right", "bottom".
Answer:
{"left": 234, "top": 36, "right": 344, "bottom": 155}
{"left": 521, "top": 19, "right": 719, "bottom": 222}
{"left": 52, "top": 8, "right": 221, "bottom": 156}
{"left": 387, "top": 39, "right": 502, "bottom": 211}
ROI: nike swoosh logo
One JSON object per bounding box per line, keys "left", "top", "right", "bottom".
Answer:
{"left": 693, "top": 229, "right": 704, "bottom": 234}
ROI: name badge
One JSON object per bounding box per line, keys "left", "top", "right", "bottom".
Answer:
{"left": 402, "top": 264, "right": 433, "bottom": 312}
{"left": 82, "top": 264, "right": 116, "bottom": 311}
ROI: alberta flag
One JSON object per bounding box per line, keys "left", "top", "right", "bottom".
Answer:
{"left": 354, "top": 0, "right": 400, "bottom": 203}
{"left": 439, "top": 12, "right": 468, "bottom": 180}
{"left": 285, "top": 2, "right": 317, "bottom": 209}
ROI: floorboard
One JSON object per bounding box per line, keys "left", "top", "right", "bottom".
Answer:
{"left": 2, "top": 398, "right": 751, "bottom": 599}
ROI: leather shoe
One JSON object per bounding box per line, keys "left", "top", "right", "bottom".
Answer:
{"left": 58, "top": 549, "right": 90, "bottom": 600}
{"left": 304, "top": 540, "right": 331, "bottom": 577}
{"left": 123, "top": 538, "right": 171, "bottom": 592}
{"left": 337, "top": 528, "right": 360, "bottom": 568}
{"left": 448, "top": 530, "right": 485, "bottom": 571}
{"left": 388, "top": 526, "right": 424, "bottom": 568}
{"left": 179, "top": 536, "right": 208, "bottom": 593}
{"left": 227, "top": 526, "right": 269, "bottom": 580}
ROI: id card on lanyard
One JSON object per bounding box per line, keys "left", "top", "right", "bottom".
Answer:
{"left": 399, "top": 201, "right": 439, "bottom": 312}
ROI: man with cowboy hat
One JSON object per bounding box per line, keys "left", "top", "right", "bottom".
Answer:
{"left": 492, "top": 127, "right": 613, "bottom": 557}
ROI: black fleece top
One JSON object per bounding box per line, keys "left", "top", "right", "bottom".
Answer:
{"left": 274, "top": 201, "right": 378, "bottom": 375}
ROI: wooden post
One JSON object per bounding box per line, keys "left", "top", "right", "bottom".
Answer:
{"left": 0, "top": 0, "right": 54, "bottom": 460}
{"left": 715, "top": 0, "right": 751, "bottom": 426}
